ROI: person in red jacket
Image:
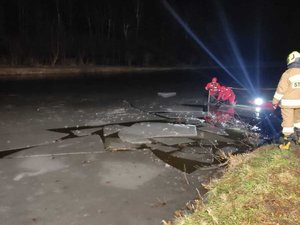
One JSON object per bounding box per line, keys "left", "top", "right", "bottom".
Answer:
{"left": 217, "top": 85, "right": 236, "bottom": 105}
{"left": 205, "top": 77, "right": 221, "bottom": 98}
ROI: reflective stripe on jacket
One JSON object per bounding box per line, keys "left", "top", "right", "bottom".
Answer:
{"left": 272, "top": 68, "right": 300, "bottom": 108}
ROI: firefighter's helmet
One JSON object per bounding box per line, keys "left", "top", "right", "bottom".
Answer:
{"left": 287, "top": 51, "right": 300, "bottom": 65}
{"left": 212, "top": 77, "right": 217, "bottom": 83}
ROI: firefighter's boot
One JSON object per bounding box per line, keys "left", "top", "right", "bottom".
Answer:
{"left": 296, "top": 129, "right": 300, "bottom": 145}
{"left": 279, "top": 135, "right": 293, "bottom": 150}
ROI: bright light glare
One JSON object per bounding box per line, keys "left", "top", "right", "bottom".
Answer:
{"left": 161, "top": 0, "right": 246, "bottom": 89}
{"left": 254, "top": 98, "right": 264, "bottom": 106}
{"left": 255, "top": 107, "right": 261, "bottom": 112}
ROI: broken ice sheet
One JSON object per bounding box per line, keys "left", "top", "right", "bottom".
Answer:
{"left": 225, "top": 127, "right": 247, "bottom": 140}
{"left": 171, "top": 150, "right": 214, "bottom": 164}
{"left": 196, "top": 131, "right": 235, "bottom": 144}
{"left": 85, "top": 103, "right": 163, "bottom": 126}
{"left": 153, "top": 137, "right": 195, "bottom": 146}
{"left": 131, "top": 99, "right": 206, "bottom": 114}
{"left": 197, "top": 125, "right": 229, "bottom": 136}
{"left": 251, "top": 125, "right": 261, "bottom": 132}
{"left": 155, "top": 111, "right": 206, "bottom": 119}
{"left": 105, "top": 137, "right": 140, "bottom": 151}
{"left": 145, "top": 143, "right": 178, "bottom": 153}
{"left": 7, "top": 135, "right": 105, "bottom": 158}
{"left": 118, "top": 122, "right": 197, "bottom": 144}
{"left": 179, "top": 98, "right": 207, "bottom": 106}
{"left": 103, "top": 125, "right": 125, "bottom": 137}
{"left": 181, "top": 117, "right": 205, "bottom": 125}
{"left": 157, "top": 92, "right": 177, "bottom": 98}
{"left": 181, "top": 146, "right": 213, "bottom": 154}
{"left": 197, "top": 139, "right": 217, "bottom": 146}
{"left": 71, "top": 128, "right": 102, "bottom": 137}
{"left": 155, "top": 112, "right": 206, "bottom": 125}
{"left": 0, "top": 129, "right": 67, "bottom": 152}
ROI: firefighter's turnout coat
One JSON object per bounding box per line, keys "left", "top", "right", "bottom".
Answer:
{"left": 273, "top": 68, "right": 300, "bottom": 108}
{"left": 273, "top": 67, "right": 300, "bottom": 135}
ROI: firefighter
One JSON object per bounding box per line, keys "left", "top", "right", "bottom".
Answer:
{"left": 272, "top": 50, "right": 300, "bottom": 150}
{"left": 217, "top": 85, "right": 236, "bottom": 105}
{"left": 205, "top": 77, "right": 221, "bottom": 99}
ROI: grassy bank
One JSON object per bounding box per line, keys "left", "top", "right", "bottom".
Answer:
{"left": 173, "top": 145, "right": 300, "bottom": 225}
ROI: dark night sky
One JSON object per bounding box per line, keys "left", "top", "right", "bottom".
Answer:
{"left": 0, "top": 0, "right": 299, "bottom": 67}
{"left": 167, "top": 0, "right": 300, "bottom": 63}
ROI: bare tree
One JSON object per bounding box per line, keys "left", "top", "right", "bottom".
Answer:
{"left": 135, "top": 0, "right": 141, "bottom": 38}
{"left": 123, "top": 23, "right": 129, "bottom": 40}
{"left": 18, "top": 0, "right": 25, "bottom": 37}
{"left": 51, "top": 0, "right": 61, "bottom": 66}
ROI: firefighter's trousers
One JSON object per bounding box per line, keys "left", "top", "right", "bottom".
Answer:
{"left": 281, "top": 108, "right": 300, "bottom": 136}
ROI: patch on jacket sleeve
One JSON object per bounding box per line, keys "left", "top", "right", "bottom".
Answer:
{"left": 292, "top": 81, "right": 300, "bottom": 88}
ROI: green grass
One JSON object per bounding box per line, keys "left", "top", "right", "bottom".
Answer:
{"left": 174, "top": 145, "right": 300, "bottom": 225}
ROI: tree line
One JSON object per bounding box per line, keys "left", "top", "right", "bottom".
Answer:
{"left": 0, "top": 0, "right": 204, "bottom": 66}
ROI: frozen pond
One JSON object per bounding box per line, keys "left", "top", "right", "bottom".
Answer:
{"left": 0, "top": 71, "right": 282, "bottom": 225}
